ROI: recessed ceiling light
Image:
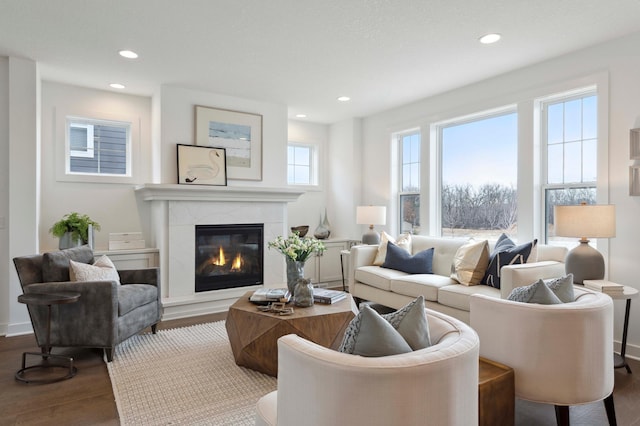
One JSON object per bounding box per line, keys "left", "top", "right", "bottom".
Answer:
{"left": 479, "top": 33, "right": 501, "bottom": 44}
{"left": 119, "top": 50, "right": 138, "bottom": 59}
{"left": 110, "top": 83, "right": 126, "bottom": 89}
{"left": 337, "top": 96, "right": 351, "bottom": 102}
{"left": 295, "top": 114, "right": 307, "bottom": 118}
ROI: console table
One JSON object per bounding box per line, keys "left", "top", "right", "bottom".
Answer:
{"left": 16, "top": 292, "right": 80, "bottom": 384}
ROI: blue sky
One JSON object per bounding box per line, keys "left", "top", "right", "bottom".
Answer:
{"left": 442, "top": 112, "right": 518, "bottom": 187}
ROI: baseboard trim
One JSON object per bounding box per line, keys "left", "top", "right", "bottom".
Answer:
{"left": 6, "top": 321, "right": 34, "bottom": 337}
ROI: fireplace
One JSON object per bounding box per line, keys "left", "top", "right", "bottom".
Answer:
{"left": 195, "top": 224, "right": 264, "bottom": 292}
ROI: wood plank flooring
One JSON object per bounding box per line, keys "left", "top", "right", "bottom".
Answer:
{"left": 1, "top": 312, "right": 639, "bottom": 425}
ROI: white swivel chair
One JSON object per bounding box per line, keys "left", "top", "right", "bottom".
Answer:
{"left": 255, "top": 308, "right": 480, "bottom": 426}
{"left": 470, "top": 289, "right": 616, "bottom": 426}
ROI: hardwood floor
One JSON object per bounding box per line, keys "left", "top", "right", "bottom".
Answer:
{"left": 1, "top": 312, "right": 639, "bottom": 425}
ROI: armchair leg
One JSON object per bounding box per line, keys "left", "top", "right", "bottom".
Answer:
{"left": 554, "top": 405, "right": 570, "bottom": 426}
{"left": 151, "top": 323, "right": 158, "bottom": 334}
{"left": 604, "top": 393, "right": 617, "bottom": 426}
{"left": 105, "top": 348, "right": 115, "bottom": 362}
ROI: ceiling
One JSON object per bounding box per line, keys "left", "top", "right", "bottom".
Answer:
{"left": 1, "top": 1, "right": 640, "bottom": 124}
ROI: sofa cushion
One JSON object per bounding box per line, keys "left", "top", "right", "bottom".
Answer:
{"left": 483, "top": 234, "right": 537, "bottom": 289}
{"left": 355, "top": 266, "right": 407, "bottom": 292}
{"left": 438, "top": 284, "right": 500, "bottom": 311}
{"left": 42, "top": 245, "right": 94, "bottom": 282}
{"left": 382, "top": 242, "right": 434, "bottom": 274}
{"left": 450, "top": 239, "right": 490, "bottom": 286}
{"left": 373, "top": 232, "right": 412, "bottom": 266}
{"left": 69, "top": 255, "right": 120, "bottom": 284}
{"left": 338, "top": 304, "right": 412, "bottom": 356}
{"left": 390, "top": 274, "right": 456, "bottom": 302}
{"left": 118, "top": 284, "right": 159, "bottom": 316}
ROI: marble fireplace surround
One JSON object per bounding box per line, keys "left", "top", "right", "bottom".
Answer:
{"left": 135, "top": 184, "right": 303, "bottom": 320}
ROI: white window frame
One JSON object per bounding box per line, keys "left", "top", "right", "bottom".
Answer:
{"left": 57, "top": 110, "right": 139, "bottom": 184}
{"left": 397, "top": 130, "right": 421, "bottom": 234}
{"left": 69, "top": 122, "right": 95, "bottom": 158}
{"left": 538, "top": 86, "right": 599, "bottom": 245}
{"left": 433, "top": 105, "right": 518, "bottom": 239}
{"left": 287, "top": 142, "right": 319, "bottom": 187}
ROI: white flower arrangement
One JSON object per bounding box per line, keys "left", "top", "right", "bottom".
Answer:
{"left": 268, "top": 231, "right": 326, "bottom": 262}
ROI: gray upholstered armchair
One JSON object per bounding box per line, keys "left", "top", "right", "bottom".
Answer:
{"left": 13, "top": 245, "right": 162, "bottom": 362}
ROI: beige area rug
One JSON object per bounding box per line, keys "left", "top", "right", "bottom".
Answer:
{"left": 107, "top": 321, "right": 277, "bottom": 425}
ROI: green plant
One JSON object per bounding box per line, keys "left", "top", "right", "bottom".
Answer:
{"left": 49, "top": 212, "right": 101, "bottom": 244}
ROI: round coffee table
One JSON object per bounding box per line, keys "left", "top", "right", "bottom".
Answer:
{"left": 16, "top": 291, "right": 81, "bottom": 384}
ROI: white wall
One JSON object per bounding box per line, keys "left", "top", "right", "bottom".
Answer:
{"left": 0, "top": 57, "right": 9, "bottom": 334}
{"left": 39, "top": 82, "right": 152, "bottom": 252}
{"left": 361, "top": 31, "right": 640, "bottom": 359}
{"left": 287, "top": 120, "right": 330, "bottom": 237}
{"left": 159, "top": 85, "right": 288, "bottom": 187}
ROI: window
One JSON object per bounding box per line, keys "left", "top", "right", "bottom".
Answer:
{"left": 398, "top": 132, "right": 420, "bottom": 234}
{"left": 438, "top": 110, "right": 518, "bottom": 240}
{"left": 542, "top": 90, "right": 597, "bottom": 245}
{"left": 66, "top": 117, "right": 131, "bottom": 176}
{"left": 287, "top": 143, "right": 317, "bottom": 185}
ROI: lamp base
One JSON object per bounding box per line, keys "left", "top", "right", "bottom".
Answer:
{"left": 565, "top": 240, "right": 605, "bottom": 284}
{"left": 361, "top": 230, "right": 380, "bottom": 245}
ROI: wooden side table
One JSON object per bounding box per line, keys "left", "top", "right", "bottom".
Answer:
{"left": 16, "top": 291, "right": 80, "bottom": 384}
{"left": 479, "top": 357, "right": 515, "bottom": 426}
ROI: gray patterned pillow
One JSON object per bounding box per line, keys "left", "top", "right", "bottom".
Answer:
{"left": 544, "top": 274, "right": 574, "bottom": 302}
{"left": 339, "top": 296, "right": 431, "bottom": 355}
{"left": 507, "top": 279, "right": 562, "bottom": 304}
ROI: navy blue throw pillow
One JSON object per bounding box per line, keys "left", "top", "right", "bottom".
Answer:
{"left": 382, "top": 242, "right": 434, "bottom": 274}
{"left": 483, "top": 234, "right": 537, "bottom": 289}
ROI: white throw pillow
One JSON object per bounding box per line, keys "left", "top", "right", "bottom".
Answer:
{"left": 373, "top": 232, "right": 412, "bottom": 266}
{"left": 69, "top": 255, "right": 120, "bottom": 284}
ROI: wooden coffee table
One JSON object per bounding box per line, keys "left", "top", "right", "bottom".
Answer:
{"left": 225, "top": 291, "right": 358, "bottom": 377}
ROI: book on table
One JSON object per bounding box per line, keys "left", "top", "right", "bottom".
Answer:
{"left": 313, "top": 288, "right": 347, "bottom": 304}
{"left": 583, "top": 280, "right": 624, "bottom": 295}
{"left": 249, "top": 288, "right": 291, "bottom": 304}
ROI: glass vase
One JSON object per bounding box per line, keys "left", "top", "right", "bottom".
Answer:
{"left": 293, "top": 278, "right": 314, "bottom": 307}
{"left": 286, "top": 257, "right": 305, "bottom": 296}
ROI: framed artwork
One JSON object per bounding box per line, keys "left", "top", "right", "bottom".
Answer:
{"left": 194, "top": 105, "right": 263, "bottom": 181}
{"left": 177, "top": 144, "right": 227, "bottom": 186}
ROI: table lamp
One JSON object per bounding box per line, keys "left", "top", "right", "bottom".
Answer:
{"left": 356, "top": 206, "right": 386, "bottom": 245}
{"left": 554, "top": 203, "right": 616, "bottom": 284}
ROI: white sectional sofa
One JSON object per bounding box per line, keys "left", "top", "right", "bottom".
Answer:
{"left": 348, "top": 235, "right": 568, "bottom": 324}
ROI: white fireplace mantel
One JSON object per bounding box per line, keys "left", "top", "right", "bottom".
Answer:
{"left": 134, "top": 183, "right": 304, "bottom": 203}
{"left": 135, "top": 183, "right": 304, "bottom": 320}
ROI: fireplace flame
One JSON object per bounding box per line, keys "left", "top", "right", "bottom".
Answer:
{"left": 212, "top": 246, "right": 226, "bottom": 266}
{"left": 231, "top": 253, "right": 243, "bottom": 271}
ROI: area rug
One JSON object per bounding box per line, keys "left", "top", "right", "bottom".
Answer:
{"left": 107, "top": 321, "right": 277, "bottom": 425}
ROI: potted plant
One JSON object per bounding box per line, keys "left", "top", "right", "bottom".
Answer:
{"left": 50, "top": 212, "right": 101, "bottom": 249}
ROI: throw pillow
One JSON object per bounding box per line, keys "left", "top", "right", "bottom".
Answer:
{"left": 42, "top": 245, "right": 95, "bottom": 282}
{"left": 339, "top": 296, "right": 430, "bottom": 356}
{"left": 373, "top": 232, "right": 412, "bottom": 266}
{"left": 483, "top": 234, "right": 537, "bottom": 289}
{"left": 544, "top": 274, "right": 575, "bottom": 303}
{"left": 507, "top": 278, "right": 562, "bottom": 304}
{"left": 69, "top": 255, "right": 120, "bottom": 284}
{"left": 339, "top": 304, "right": 413, "bottom": 357}
{"left": 382, "top": 242, "right": 434, "bottom": 274}
{"left": 382, "top": 295, "right": 431, "bottom": 350}
{"left": 450, "top": 239, "right": 490, "bottom": 285}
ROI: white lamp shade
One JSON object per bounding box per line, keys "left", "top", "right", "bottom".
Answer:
{"left": 356, "top": 206, "right": 386, "bottom": 226}
{"left": 554, "top": 204, "right": 616, "bottom": 238}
